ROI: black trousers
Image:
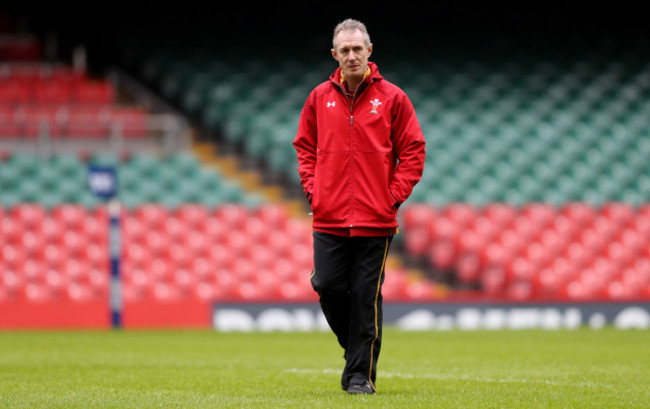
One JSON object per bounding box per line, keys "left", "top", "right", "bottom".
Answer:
{"left": 310, "top": 231, "right": 393, "bottom": 389}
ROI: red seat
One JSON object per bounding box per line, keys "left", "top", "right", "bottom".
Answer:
{"left": 265, "top": 230, "right": 291, "bottom": 258}
{"left": 170, "top": 268, "right": 195, "bottom": 298}
{"left": 1, "top": 217, "right": 19, "bottom": 245}
{"left": 382, "top": 268, "right": 409, "bottom": 301}
{"left": 66, "top": 106, "right": 111, "bottom": 138}
{"left": 161, "top": 216, "right": 187, "bottom": 242}
{"left": 289, "top": 242, "right": 313, "bottom": 272}
{"left": 203, "top": 217, "right": 226, "bottom": 240}
{"left": 469, "top": 215, "right": 498, "bottom": 241}
{"left": 34, "top": 82, "right": 72, "bottom": 105}
{"left": 74, "top": 80, "right": 115, "bottom": 105}
{"left": 66, "top": 282, "right": 98, "bottom": 302}
{"left": 404, "top": 279, "right": 436, "bottom": 301}
{"left": 144, "top": 230, "right": 169, "bottom": 256}
{"left": 19, "top": 230, "right": 45, "bottom": 257}
{"left": 149, "top": 258, "right": 172, "bottom": 282}
{"left": 252, "top": 267, "right": 280, "bottom": 295}
{"left": 60, "top": 230, "right": 86, "bottom": 258}
{"left": 62, "top": 258, "right": 88, "bottom": 283}
{"left": 277, "top": 280, "right": 314, "bottom": 301}
{"left": 51, "top": 204, "right": 87, "bottom": 231}
{"left": 182, "top": 230, "right": 208, "bottom": 258}
{"left": 232, "top": 280, "right": 265, "bottom": 301}
{"left": 403, "top": 227, "right": 430, "bottom": 256}
{"left": 243, "top": 216, "right": 267, "bottom": 243}
{"left": 591, "top": 215, "right": 618, "bottom": 242}
{"left": 85, "top": 242, "right": 109, "bottom": 268}
{"left": 495, "top": 228, "right": 524, "bottom": 257}
{"left": 40, "top": 243, "right": 69, "bottom": 270}
{"left": 284, "top": 217, "right": 313, "bottom": 246}
{"left": 401, "top": 203, "right": 436, "bottom": 230}
{"left": 22, "top": 106, "right": 67, "bottom": 138}
{"left": 600, "top": 202, "right": 635, "bottom": 228}
{"left": 564, "top": 272, "right": 603, "bottom": 300}
{"left": 255, "top": 204, "right": 289, "bottom": 229}
{"left": 87, "top": 267, "right": 109, "bottom": 298}
{"left": 0, "top": 269, "right": 22, "bottom": 301}
{"left": 23, "top": 283, "right": 53, "bottom": 302}
{"left": 511, "top": 215, "right": 541, "bottom": 242}
{"left": 618, "top": 228, "right": 644, "bottom": 257}
{"left": 191, "top": 257, "right": 214, "bottom": 282}
{"left": 135, "top": 204, "right": 168, "bottom": 228}
{"left": 456, "top": 251, "right": 482, "bottom": 284}
{"left": 225, "top": 230, "right": 249, "bottom": 257}
{"left": 520, "top": 203, "right": 556, "bottom": 228}
{"left": 210, "top": 271, "right": 236, "bottom": 300}
{"left": 165, "top": 242, "right": 190, "bottom": 268}
{"left": 521, "top": 241, "right": 551, "bottom": 270}
{"left": 536, "top": 267, "right": 562, "bottom": 298}
{"left": 427, "top": 215, "right": 459, "bottom": 241}
{"left": 0, "top": 107, "right": 20, "bottom": 137}
{"left": 443, "top": 203, "right": 479, "bottom": 227}
{"left": 193, "top": 282, "right": 214, "bottom": 301}
{"left": 604, "top": 241, "right": 633, "bottom": 270}
{"left": 215, "top": 204, "right": 248, "bottom": 230}
{"left": 481, "top": 264, "right": 506, "bottom": 295}
{"left": 508, "top": 256, "right": 536, "bottom": 283}
{"left": 456, "top": 229, "right": 485, "bottom": 253}
{"left": 606, "top": 280, "right": 637, "bottom": 300}
{"left": 11, "top": 203, "right": 47, "bottom": 228}
{"left": 507, "top": 280, "right": 534, "bottom": 300}
{"left": 0, "top": 81, "right": 31, "bottom": 104}
{"left": 207, "top": 243, "right": 234, "bottom": 270}
{"left": 176, "top": 204, "right": 210, "bottom": 229}
{"left": 231, "top": 258, "right": 255, "bottom": 281}
{"left": 560, "top": 202, "right": 596, "bottom": 227}
{"left": 271, "top": 257, "right": 296, "bottom": 281}
{"left": 150, "top": 281, "right": 182, "bottom": 302}
{"left": 110, "top": 107, "right": 148, "bottom": 138}
{"left": 249, "top": 243, "right": 274, "bottom": 269}
{"left": 482, "top": 203, "right": 516, "bottom": 228}
{"left": 428, "top": 239, "right": 456, "bottom": 270}
{"left": 83, "top": 212, "right": 109, "bottom": 244}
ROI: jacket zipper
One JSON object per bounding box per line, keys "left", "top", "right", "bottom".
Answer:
{"left": 332, "top": 80, "right": 367, "bottom": 227}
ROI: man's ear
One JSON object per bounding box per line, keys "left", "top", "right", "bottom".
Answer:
{"left": 367, "top": 43, "right": 373, "bottom": 58}
{"left": 331, "top": 48, "right": 338, "bottom": 61}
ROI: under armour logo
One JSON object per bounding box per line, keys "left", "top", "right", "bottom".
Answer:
{"left": 327, "top": 101, "right": 336, "bottom": 108}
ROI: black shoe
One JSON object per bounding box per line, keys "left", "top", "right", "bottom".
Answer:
{"left": 347, "top": 380, "right": 375, "bottom": 395}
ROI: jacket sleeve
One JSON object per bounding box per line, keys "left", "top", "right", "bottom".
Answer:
{"left": 389, "top": 91, "right": 426, "bottom": 206}
{"left": 293, "top": 91, "right": 318, "bottom": 204}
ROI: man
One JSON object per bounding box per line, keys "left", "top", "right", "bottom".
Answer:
{"left": 293, "top": 18, "right": 425, "bottom": 395}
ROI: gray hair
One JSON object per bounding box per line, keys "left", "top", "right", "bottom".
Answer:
{"left": 332, "top": 18, "right": 371, "bottom": 49}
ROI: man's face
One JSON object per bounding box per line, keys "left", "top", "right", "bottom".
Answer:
{"left": 331, "top": 29, "right": 373, "bottom": 82}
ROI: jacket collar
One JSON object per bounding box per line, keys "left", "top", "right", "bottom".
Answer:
{"left": 330, "top": 61, "right": 382, "bottom": 88}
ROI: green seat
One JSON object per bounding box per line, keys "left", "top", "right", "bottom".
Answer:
{"left": 89, "top": 153, "right": 119, "bottom": 167}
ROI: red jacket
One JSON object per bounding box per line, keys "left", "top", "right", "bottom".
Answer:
{"left": 293, "top": 62, "right": 425, "bottom": 231}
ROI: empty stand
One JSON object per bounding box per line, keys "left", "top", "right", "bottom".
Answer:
{"left": 401, "top": 203, "right": 650, "bottom": 301}
{"left": 0, "top": 152, "right": 259, "bottom": 210}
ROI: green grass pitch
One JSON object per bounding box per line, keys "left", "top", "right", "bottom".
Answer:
{"left": 0, "top": 327, "right": 649, "bottom": 408}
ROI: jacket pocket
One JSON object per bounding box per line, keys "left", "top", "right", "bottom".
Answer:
{"left": 353, "top": 152, "right": 396, "bottom": 224}
{"left": 313, "top": 152, "right": 350, "bottom": 224}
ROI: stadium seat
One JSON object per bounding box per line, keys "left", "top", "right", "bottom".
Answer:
{"left": 66, "top": 106, "right": 111, "bottom": 137}
{"left": 74, "top": 80, "right": 115, "bottom": 105}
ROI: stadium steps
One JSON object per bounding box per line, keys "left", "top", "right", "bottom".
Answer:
{"left": 190, "top": 139, "right": 308, "bottom": 218}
